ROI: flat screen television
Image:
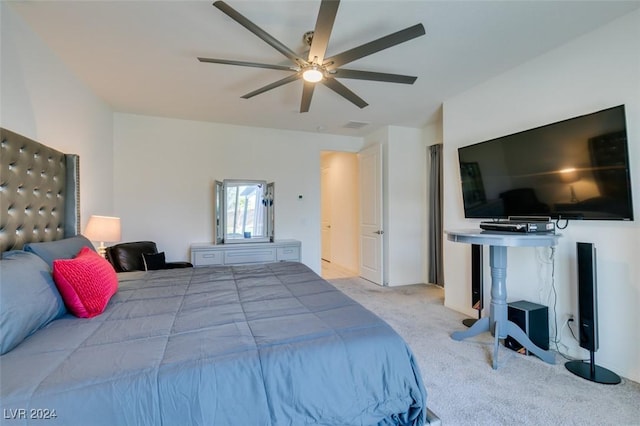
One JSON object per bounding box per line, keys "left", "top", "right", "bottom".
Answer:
{"left": 457, "top": 105, "right": 634, "bottom": 221}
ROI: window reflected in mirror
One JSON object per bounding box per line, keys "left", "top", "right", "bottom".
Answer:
{"left": 214, "top": 179, "right": 274, "bottom": 244}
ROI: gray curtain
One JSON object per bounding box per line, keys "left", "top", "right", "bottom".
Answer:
{"left": 428, "top": 144, "right": 444, "bottom": 286}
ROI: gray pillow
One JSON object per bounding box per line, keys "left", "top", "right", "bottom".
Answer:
{"left": 0, "top": 251, "right": 67, "bottom": 355}
{"left": 24, "top": 235, "right": 95, "bottom": 269}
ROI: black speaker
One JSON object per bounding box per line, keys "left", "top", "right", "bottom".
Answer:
{"left": 471, "top": 244, "right": 483, "bottom": 311}
{"left": 576, "top": 242, "right": 598, "bottom": 352}
{"left": 463, "top": 244, "right": 483, "bottom": 327}
{"left": 565, "top": 242, "right": 620, "bottom": 384}
{"left": 505, "top": 300, "right": 549, "bottom": 355}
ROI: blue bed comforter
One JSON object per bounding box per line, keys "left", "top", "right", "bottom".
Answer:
{"left": 0, "top": 262, "right": 426, "bottom": 425}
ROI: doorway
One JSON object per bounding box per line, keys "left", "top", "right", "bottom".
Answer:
{"left": 320, "top": 151, "right": 359, "bottom": 279}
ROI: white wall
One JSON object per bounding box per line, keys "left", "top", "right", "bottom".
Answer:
{"left": 387, "top": 126, "right": 427, "bottom": 286}
{"left": 442, "top": 10, "right": 640, "bottom": 382}
{"left": 0, "top": 4, "right": 114, "bottom": 228}
{"left": 364, "top": 126, "right": 428, "bottom": 286}
{"left": 113, "top": 113, "right": 363, "bottom": 274}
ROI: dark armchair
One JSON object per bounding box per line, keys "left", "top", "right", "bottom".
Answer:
{"left": 105, "top": 241, "right": 192, "bottom": 272}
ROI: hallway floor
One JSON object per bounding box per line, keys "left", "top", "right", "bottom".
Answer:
{"left": 321, "top": 260, "right": 358, "bottom": 280}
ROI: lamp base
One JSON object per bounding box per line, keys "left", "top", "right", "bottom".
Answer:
{"left": 96, "top": 242, "right": 107, "bottom": 258}
{"left": 569, "top": 185, "right": 579, "bottom": 203}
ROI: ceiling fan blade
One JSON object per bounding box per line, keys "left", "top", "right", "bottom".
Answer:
{"left": 331, "top": 68, "right": 417, "bottom": 84}
{"left": 213, "top": 1, "right": 305, "bottom": 66}
{"left": 322, "top": 78, "right": 368, "bottom": 109}
{"left": 300, "top": 81, "right": 316, "bottom": 113}
{"left": 324, "top": 23, "right": 425, "bottom": 69}
{"left": 308, "top": 0, "right": 340, "bottom": 64}
{"left": 198, "top": 57, "right": 296, "bottom": 71}
{"left": 241, "top": 73, "right": 301, "bottom": 99}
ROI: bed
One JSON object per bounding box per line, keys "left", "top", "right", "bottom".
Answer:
{"left": 0, "top": 128, "right": 428, "bottom": 425}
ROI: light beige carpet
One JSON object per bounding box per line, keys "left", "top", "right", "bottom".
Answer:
{"left": 328, "top": 277, "right": 640, "bottom": 426}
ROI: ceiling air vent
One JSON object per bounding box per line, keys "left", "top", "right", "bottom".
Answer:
{"left": 343, "top": 121, "right": 370, "bottom": 129}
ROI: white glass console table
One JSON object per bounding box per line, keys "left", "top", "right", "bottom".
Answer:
{"left": 445, "top": 229, "right": 560, "bottom": 369}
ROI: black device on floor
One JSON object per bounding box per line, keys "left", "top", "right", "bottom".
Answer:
{"left": 505, "top": 300, "right": 549, "bottom": 355}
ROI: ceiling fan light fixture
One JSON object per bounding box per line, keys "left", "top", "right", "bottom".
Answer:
{"left": 203, "top": 1, "right": 426, "bottom": 112}
{"left": 302, "top": 66, "right": 324, "bottom": 83}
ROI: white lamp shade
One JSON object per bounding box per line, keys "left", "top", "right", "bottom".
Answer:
{"left": 559, "top": 167, "right": 580, "bottom": 183}
{"left": 84, "top": 215, "right": 121, "bottom": 243}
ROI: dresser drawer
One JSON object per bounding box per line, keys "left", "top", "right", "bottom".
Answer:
{"left": 191, "top": 240, "right": 300, "bottom": 267}
{"left": 224, "top": 248, "right": 276, "bottom": 264}
{"left": 193, "top": 250, "right": 223, "bottom": 266}
{"left": 277, "top": 246, "right": 300, "bottom": 261}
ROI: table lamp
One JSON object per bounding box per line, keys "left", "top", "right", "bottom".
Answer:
{"left": 559, "top": 167, "right": 580, "bottom": 203}
{"left": 84, "top": 215, "right": 121, "bottom": 257}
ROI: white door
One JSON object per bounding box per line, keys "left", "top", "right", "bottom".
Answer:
{"left": 358, "top": 144, "right": 384, "bottom": 285}
{"left": 321, "top": 165, "right": 332, "bottom": 262}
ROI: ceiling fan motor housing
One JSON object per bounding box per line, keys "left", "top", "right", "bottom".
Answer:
{"left": 303, "top": 30, "right": 315, "bottom": 46}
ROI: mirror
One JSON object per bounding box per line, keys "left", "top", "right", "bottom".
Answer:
{"left": 213, "top": 179, "right": 274, "bottom": 244}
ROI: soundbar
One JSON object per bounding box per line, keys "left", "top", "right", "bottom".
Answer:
{"left": 480, "top": 220, "right": 555, "bottom": 233}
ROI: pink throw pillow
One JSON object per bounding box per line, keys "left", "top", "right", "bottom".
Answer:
{"left": 52, "top": 246, "right": 118, "bottom": 318}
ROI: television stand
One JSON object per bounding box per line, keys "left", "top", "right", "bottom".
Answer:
{"left": 445, "top": 229, "right": 560, "bottom": 369}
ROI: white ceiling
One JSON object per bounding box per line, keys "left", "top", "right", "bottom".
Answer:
{"left": 8, "top": 0, "right": 640, "bottom": 137}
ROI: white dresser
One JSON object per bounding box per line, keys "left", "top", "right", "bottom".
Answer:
{"left": 190, "top": 240, "right": 301, "bottom": 267}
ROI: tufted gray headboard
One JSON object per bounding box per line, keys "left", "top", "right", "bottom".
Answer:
{"left": 0, "top": 128, "right": 80, "bottom": 253}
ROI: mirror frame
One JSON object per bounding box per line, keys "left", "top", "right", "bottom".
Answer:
{"left": 213, "top": 179, "right": 274, "bottom": 244}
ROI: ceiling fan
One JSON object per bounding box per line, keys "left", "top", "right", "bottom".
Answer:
{"left": 198, "top": 0, "right": 426, "bottom": 112}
